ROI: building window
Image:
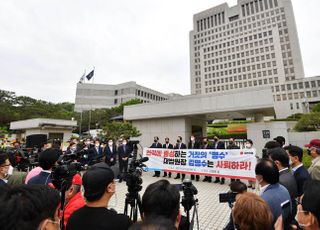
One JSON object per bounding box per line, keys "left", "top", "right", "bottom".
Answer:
{"left": 296, "top": 103, "right": 300, "bottom": 109}
{"left": 114, "top": 99, "right": 118, "bottom": 105}
{"left": 290, "top": 103, "right": 293, "bottom": 110}
{"left": 114, "top": 90, "right": 118, "bottom": 96}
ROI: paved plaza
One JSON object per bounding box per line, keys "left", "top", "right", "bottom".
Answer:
{"left": 109, "top": 171, "right": 258, "bottom": 230}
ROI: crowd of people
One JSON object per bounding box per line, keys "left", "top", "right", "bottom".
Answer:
{"left": 0, "top": 135, "right": 320, "bottom": 230}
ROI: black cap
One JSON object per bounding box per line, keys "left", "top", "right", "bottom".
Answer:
{"left": 39, "top": 148, "right": 61, "bottom": 170}
{"left": 83, "top": 162, "right": 114, "bottom": 198}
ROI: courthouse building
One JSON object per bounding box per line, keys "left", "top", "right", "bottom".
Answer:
{"left": 74, "top": 81, "right": 181, "bottom": 112}
{"left": 189, "top": 0, "right": 320, "bottom": 118}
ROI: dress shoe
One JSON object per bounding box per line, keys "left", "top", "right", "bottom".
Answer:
{"left": 213, "top": 179, "right": 220, "bottom": 183}
{"left": 163, "top": 175, "right": 167, "bottom": 177}
{"left": 152, "top": 175, "right": 157, "bottom": 177}
{"left": 220, "top": 180, "right": 225, "bottom": 185}
{"left": 174, "top": 176, "right": 180, "bottom": 179}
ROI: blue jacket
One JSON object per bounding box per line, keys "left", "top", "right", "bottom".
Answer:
{"left": 27, "top": 171, "right": 52, "bottom": 185}
{"left": 261, "top": 183, "right": 291, "bottom": 222}
{"left": 293, "top": 165, "right": 311, "bottom": 197}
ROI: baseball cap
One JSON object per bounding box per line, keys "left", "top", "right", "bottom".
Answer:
{"left": 304, "top": 139, "right": 320, "bottom": 149}
{"left": 82, "top": 162, "right": 114, "bottom": 198}
{"left": 72, "top": 174, "right": 82, "bottom": 186}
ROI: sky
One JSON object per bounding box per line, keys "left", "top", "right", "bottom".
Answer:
{"left": 0, "top": 0, "right": 319, "bottom": 103}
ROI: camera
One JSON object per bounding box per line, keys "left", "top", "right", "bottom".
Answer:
{"left": 219, "top": 192, "right": 237, "bottom": 204}
{"left": 181, "top": 179, "right": 198, "bottom": 212}
{"left": 51, "top": 162, "right": 83, "bottom": 190}
{"left": 125, "top": 157, "right": 148, "bottom": 194}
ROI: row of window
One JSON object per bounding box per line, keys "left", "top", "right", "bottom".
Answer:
{"left": 276, "top": 90, "right": 320, "bottom": 102}
{"left": 135, "top": 89, "right": 167, "bottom": 101}
{"left": 242, "top": 0, "right": 279, "bottom": 18}
{"left": 196, "top": 12, "right": 225, "bottom": 32}
{"left": 194, "top": 8, "right": 284, "bottom": 41}
{"left": 204, "top": 77, "right": 279, "bottom": 92}
{"left": 272, "top": 80, "right": 320, "bottom": 93}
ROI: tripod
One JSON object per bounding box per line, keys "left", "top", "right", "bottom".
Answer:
{"left": 184, "top": 198, "right": 200, "bottom": 230}
{"left": 123, "top": 190, "right": 143, "bottom": 222}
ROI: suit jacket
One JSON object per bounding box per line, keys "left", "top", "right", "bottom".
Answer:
{"left": 188, "top": 141, "right": 201, "bottom": 149}
{"left": 214, "top": 141, "right": 225, "bottom": 149}
{"left": 27, "top": 171, "right": 52, "bottom": 185}
{"left": 150, "top": 142, "right": 162, "bottom": 148}
{"left": 201, "top": 144, "right": 213, "bottom": 149}
{"left": 279, "top": 169, "right": 298, "bottom": 199}
{"left": 174, "top": 142, "right": 187, "bottom": 149}
{"left": 104, "top": 145, "right": 117, "bottom": 165}
{"left": 162, "top": 143, "right": 174, "bottom": 149}
{"left": 293, "top": 165, "right": 311, "bottom": 197}
{"left": 89, "top": 146, "right": 103, "bottom": 161}
{"left": 0, "top": 179, "right": 6, "bottom": 185}
{"left": 226, "top": 143, "right": 240, "bottom": 149}
{"left": 308, "top": 156, "right": 320, "bottom": 181}
{"left": 118, "top": 144, "right": 131, "bottom": 159}
{"left": 261, "top": 183, "right": 291, "bottom": 223}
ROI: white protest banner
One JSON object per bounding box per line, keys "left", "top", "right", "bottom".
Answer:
{"left": 143, "top": 148, "right": 257, "bottom": 180}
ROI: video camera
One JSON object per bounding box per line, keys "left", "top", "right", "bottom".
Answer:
{"left": 181, "top": 179, "right": 198, "bottom": 212}
{"left": 219, "top": 192, "right": 237, "bottom": 204}
{"left": 126, "top": 157, "right": 149, "bottom": 194}
{"left": 51, "top": 162, "right": 83, "bottom": 190}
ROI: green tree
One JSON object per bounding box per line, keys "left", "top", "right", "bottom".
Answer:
{"left": 294, "top": 112, "right": 320, "bottom": 131}
{"left": 101, "top": 121, "right": 141, "bottom": 140}
{"left": 312, "top": 103, "right": 320, "bottom": 113}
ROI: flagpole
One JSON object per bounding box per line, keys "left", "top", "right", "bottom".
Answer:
{"left": 92, "top": 67, "right": 95, "bottom": 84}
{"left": 79, "top": 109, "right": 83, "bottom": 135}
{"left": 83, "top": 69, "right": 86, "bottom": 84}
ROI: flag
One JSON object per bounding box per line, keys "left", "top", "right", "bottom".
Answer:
{"left": 85, "top": 70, "right": 94, "bottom": 81}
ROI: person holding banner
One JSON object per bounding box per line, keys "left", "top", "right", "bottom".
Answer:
{"left": 202, "top": 137, "right": 214, "bottom": 183}
{"left": 162, "top": 137, "right": 173, "bottom": 178}
{"left": 188, "top": 135, "right": 201, "bottom": 181}
{"left": 213, "top": 136, "right": 226, "bottom": 185}
{"left": 174, "top": 136, "right": 187, "bottom": 180}
{"left": 150, "top": 136, "right": 162, "bottom": 177}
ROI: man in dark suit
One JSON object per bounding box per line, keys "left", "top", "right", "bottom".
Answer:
{"left": 104, "top": 139, "right": 117, "bottom": 167}
{"left": 150, "top": 136, "right": 162, "bottom": 177}
{"left": 213, "top": 136, "right": 226, "bottom": 184}
{"left": 201, "top": 137, "right": 213, "bottom": 182}
{"left": 174, "top": 136, "right": 187, "bottom": 180}
{"left": 269, "top": 147, "right": 298, "bottom": 217}
{"left": 88, "top": 139, "right": 103, "bottom": 165}
{"left": 227, "top": 138, "right": 240, "bottom": 183}
{"left": 255, "top": 159, "right": 291, "bottom": 224}
{"left": 188, "top": 135, "right": 201, "bottom": 181}
{"left": 287, "top": 145, "right": 311, "bottom": 197}
{"left": 28, "top": 148, "right": 60, "bottom": 185}
{"left": 118, "top": 139, "right": 131, "bottom": 183}
{"left": 269, "top": 147, "right": 298, "bottom": 200}
{"left": 162, "top": 137, "right": 174, "bottom": 178}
